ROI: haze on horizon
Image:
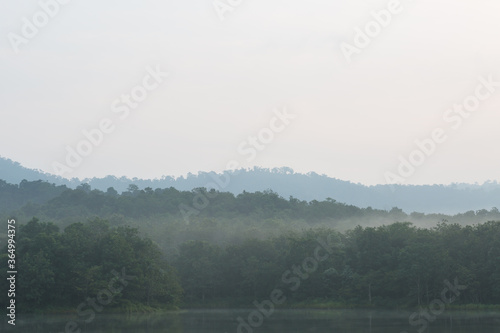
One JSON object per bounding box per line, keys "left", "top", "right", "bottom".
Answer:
{"left": 1, "top": 0, "right": 500, "bottom": 186}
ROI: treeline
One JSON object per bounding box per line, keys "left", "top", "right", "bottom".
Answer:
{"left": 0, "top": 180, "right": 67, "bottom": 213}
{"left": 9, "top": 183, "right": 398, "bottom": 222}
{"left": 4, "top": 180, "right": 500, "bottom": 227}
{"left": 0, "top": 218, "right": 182, "bottom": 312}
{"left": 2, "top": 219, "right": 500, "bottom": 312}
{"left": 173, "top": 221, "right": 500, "bottom": 307}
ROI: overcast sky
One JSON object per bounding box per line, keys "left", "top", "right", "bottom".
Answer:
{"left": 1, "top": 0, "right": 500, "bottom": 185}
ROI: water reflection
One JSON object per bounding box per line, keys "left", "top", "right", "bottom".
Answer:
{"left": 2, "top": 309, "right": 499, "bottom": 333}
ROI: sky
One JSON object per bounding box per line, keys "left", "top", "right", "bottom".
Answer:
{"left": 1, "top": 0, "right": 500, "bottom": 185}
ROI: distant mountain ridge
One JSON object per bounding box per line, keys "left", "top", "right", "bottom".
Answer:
{"left": 1, "top": 156, "right": 499, "bottom": 214}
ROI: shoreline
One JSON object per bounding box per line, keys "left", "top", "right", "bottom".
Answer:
{"left": 23, "top": 302, "right": 500, "bottom": 316}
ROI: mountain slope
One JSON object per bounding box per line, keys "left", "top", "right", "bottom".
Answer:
{"left": 1, "top": 157, "right": 499, "bottom": 214}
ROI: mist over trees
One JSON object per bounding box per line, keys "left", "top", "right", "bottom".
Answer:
{"left": 172, "top": 222, "right": 500, "bottom": 307}
{"left": 1, "top": 179, "right": 499, "bottom": 312}
{"left": 2, "top": 219, "right": 500, "bottom": 311}
{"left": 1, "top": 179, "right": 500, "bottom": 235}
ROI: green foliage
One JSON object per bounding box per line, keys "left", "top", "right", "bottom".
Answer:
{"left": 171, "top": 222, "right": 500, "bottom": 307}
{"left": 0, "top": 218, "right": 182, "bottom": 312}
{"left": 0, "top": 180, "right": 67, "bottom": 214}
{"left": 1, "top": 180, "right": 500, "bottom": 311}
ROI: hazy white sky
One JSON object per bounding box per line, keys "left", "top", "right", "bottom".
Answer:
{"left": 1, "top": 0, "right": 500, "bottom": 185}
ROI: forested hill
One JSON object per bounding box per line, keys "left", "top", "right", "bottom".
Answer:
{"left": 1, "top": 179, "right": 500, "bottom": 312}
{"left": 2, "top": 157, "right": 500, "bottom": 214}
{"left": 2, "top": 180, "right": 500, "bottom": 232}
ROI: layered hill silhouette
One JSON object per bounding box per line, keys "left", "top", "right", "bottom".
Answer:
{"left": 1, "top": 156, "right": 499, "bottom": 214}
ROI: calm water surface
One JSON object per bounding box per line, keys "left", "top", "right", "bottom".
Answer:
{"left": 3, "top": 309, "right": 500, "bottom": 332}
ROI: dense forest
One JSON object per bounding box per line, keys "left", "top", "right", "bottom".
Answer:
{"left": 1, "top": 179, "right": 500, "bottom": 313}
{"left": 2, "top": 180, "right": 500, "bottom": 228}
{"left": 173, "top": 221, "right": 500, "bottom": 307}
{"left": 0, "top": 218, "right": 182, "bottom": 312}
{"left": 2, "top": 219, "right": 500, "bottom": 312}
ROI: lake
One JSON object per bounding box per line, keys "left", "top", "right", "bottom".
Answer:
{"left": 2, "top": 309, "right": 500, "bottom": 332}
